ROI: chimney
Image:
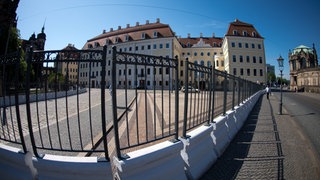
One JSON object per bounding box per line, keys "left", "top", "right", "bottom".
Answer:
{"left": 110, "top": 28, "right": 113, "bottom": 32}
{"left": 136, "top": 22, "right": 139, "bottom": 26}
{"left": 118, "top": 26, "right": 121, "bottom": 30}
{"left": 146, "top": 20, "right": 149, "bottom": 24}
{"left": 212, "top": 33, "right": 215, "bottom": 37}
{"left": 156, "top": 18, "right": 160, "bottom": 23}
{"left": 188, "top": 33, "right": 190, "bottom": 38}
{"left": 200, "top": 33, "right": 203, "bottom": 37}
{"left": 126, "top": 24, "right": 130, "bottom": 28}
{"left": 103, "top": 29, "right": 106, "bottom": 34}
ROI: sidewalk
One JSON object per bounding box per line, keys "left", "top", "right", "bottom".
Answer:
{"left": 201, "top": 93, "right": 320, "bottom": 179}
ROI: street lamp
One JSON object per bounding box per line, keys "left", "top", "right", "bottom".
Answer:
{"left": 277, "top": 55, "right": 284, "bottom": 115}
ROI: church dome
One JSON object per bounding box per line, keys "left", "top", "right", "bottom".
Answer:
{"left": 293, "top": 45, "right": 314, "bottom": 55}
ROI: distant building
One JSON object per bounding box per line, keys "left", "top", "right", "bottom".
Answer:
{"left": 57, "top": 44, "right": 79, "bottom": 85}
{"left": 223, "top": 19, "right": 266, "bottom": 84}
{"left": 80, "top": 18, "right": 266, "bottom": 89}
{"left": 289, "top": 44, "right": 320, "bottom": 93}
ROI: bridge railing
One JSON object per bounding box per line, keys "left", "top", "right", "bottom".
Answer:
{"left": 0, "top": 46, "right": 262, "bottom": 160}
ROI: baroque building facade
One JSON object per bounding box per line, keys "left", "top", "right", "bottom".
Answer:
{"left": 79, "top": 18, "right": 266, "bottom": 89}
{"left": 289, "top": 44, "right": 320, "bottom": 92}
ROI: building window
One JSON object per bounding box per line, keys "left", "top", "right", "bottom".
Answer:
{"left": 166, "top": 67, "right": 169, "bottom": 74}
{"left": 141, "top": 32, "right": 145, "bottom": 39}
{"left": 259, "top": 57, "right": 263, "bottom": 63}
{"left": 233, "top": 55, "right": 236, "bottom": 62}
{"left": 153, "top": 31, "right": 158, "bottom": 38}
{"left": 238, "top": 43, "right": 242, "bottom": 48}
{"left": 207, "top": 52, "right": 210, "bottom": 56}
{"left": 128, "top": 69, "right": 131, "bottom": 75}
{"left": 240, "top": 55, "right": 243, "bottom": 62}
{"left": 231, "top": 42, "right": 235, "bottom": 47}
{"left": 147, "top": 45, "right": 151, "bottom": 49}
{"left": 153, "top": 44, "right": 157, "bottom": 49}
{"left": 135, "top": 46, "right": 138, "bottom": 51}
{"left": 258, "top": 44, "right": 262, "bottom": 49}
{"left": 243, "top": 31, "right": 248, "bottom": 36}
{"left": 125, "top": 35, "right": 129, "bottom": 41}
{"left": 240, "top": 68, "right": 244, "bottom": 75}
{"left": 216, "top": 60, "right": 219, "bottom": 67}
{"left": 246, "top": 56, "right": 250, "bottom": 63}
{"left": 247, "top": 69, "right": 250, "bottom": 76}
{"left": 260, "top": 69, "right": 263, "bottom": 76}
{"left": 233, "top": 68, "right": 237, "bottom": 75}
{"left": 254, "top": 69, "right": 257, "bottom": 76}
{"left": 252, "top": 43, "right": 255, "bottom": 49}
{"left": 115, "top": 37, "right": 119, "bottom": 43}
{"left": 200, "top": 52, "right": 204, "bottom": 56}
{"left": 221, "top": 60, "right": 224, "bottom": 66}
{"left": 180, "top": 60, "right": 184, "bottom": 66}
{"left": 160, "top": 44, "right": 163, "bottom": 49}
{"left": 233, "top": 30, "right": 238, "bottom": 35}
{"left": 147, "top": 68, "right": 150, "bottom": 75}
{"left": 253, "top": 56, "right": 256, "bottom": 63}
{"left": 245, "top": 43, "right": 249, "bottom": 48}
{"left": 141, "top": 45, "right": 144, "bottom": 50}
{"left": 129, "top": 47, "right": 132, "bottom": 51}
{"left": 180, "top": 70, "right": 183, "bottom": 77}
{"left": 166, "top": 43, "right": 170, "bottom": 48}
{"left": 252, "top": 32, "right": 256, "bottom": 37}
{"left": 194, "top": 52, "right": 197, "bottom": 56}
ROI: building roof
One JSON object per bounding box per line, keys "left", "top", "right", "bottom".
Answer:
{"left": 178, "top": 37, "right": 223, "bottom": 48}
{"left": 85, "top": 19, "right": 175, "bottom": 48}
{"left": 225, "top": 19, "right": 263, "bottom": 38}
{"left": 292, "top": 45, "right": 314, "bottom": 55}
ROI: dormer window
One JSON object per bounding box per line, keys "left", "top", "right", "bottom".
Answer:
{"left": 153, "top": 31, "right": 158, "bottom": 38}
{"left": 115, "top": 37, "right": 119, "bottom": 43}
{"left": 106, "top": 39, "right": 110, "bottom": 45}
{"left": 233, "top": 30, "right": 238, "bottom": 35}
{"left": 243, "top": 31, "right": 248, "bottom": 36}
{"left": 125, "top": 35, "right": 130, "bottom": 41}
{"left": 141, "top": 32, "right": 145, "bottom": 39}
{"left": 94, "top": 42, "right": 100, "bottom": 47}
{"left": 252, "top": 31, "right": 256, "bottom": 37}
{"left": 88, "top": 44, "right": 93, "bottom": 48}
{"left": 187, "top": 42, "right": 191, "bottom": 47}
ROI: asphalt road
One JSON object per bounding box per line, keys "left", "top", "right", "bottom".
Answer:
{"left": 272, "top": 89, "right": 320, "bottom": 156}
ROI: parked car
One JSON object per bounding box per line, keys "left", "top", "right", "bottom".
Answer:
{"left": 181, "top": 86, "right": 200, "bottom": 93}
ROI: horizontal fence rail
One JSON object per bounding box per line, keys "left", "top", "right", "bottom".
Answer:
{"left": 0, "top": 46, "right": 263, "bottom": 160}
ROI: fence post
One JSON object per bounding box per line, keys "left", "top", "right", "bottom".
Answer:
{"left": 223, "top": 71, "right": 227, "bottom": 116}
{"left": 14, "top": 48, "right": 27, "bottom": 153}
{"left": 173, "top": 55, "right": 179, "bottom": 141}
{"left": 25, "top": 47, "right": 40, "bottom": 157}
{"left": 232, "top": 75, "right": 235, "bottom": 110}
{"left": 100, "top": 45, "right": 109, "bottom": 161}
{"left": 111, "top": 46, "right": 128, "bottom": 160}
{"left": 211, "top": 63, "right": 216, "bottom": 123}
{"left": 237, "top": 77, "right": 241, "bottom": 106}
{"left": 182, "top": 58, "right": 189, "bottom": 138}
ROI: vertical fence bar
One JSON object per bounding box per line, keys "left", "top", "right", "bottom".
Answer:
{"left": 223, "top": 71, "right": 227, "bottom": 116}
{"left": 100, "top": 45, "right": 109, "bottom": 160}
{"left": 111, "top": 46, "right": 121, "bottom": 159}
{"left": 237, "top": 77, "right": 241, "bottom": 106}
{"left": 173, "top": 56, "right": 179, "bottom": 141}
{"left": 14, "top": 48, "right": 27, "bottom": 152}
{"left": 232, "top": 75, "right": 235, "bottom": 110}
{"left": 211, "top": 64, "right": 216, "bottom": 122}
{"left": 111, "top": 46, "right": 128, "bottom": 159}
{"left": 182, "top": 58, "right": 189, "bottom": 138}
{"left": 25, "top": 47, "right": 40, "bottom": 157}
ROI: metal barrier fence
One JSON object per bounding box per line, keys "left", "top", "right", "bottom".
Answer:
{"left": 0, "top": 46, "right": 262, "bottom": 160}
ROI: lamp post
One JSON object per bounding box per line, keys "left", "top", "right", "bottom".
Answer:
{"left": 277, "top": 55, "right": 284, "bottom": 115}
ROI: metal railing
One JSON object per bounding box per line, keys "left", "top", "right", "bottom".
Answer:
{"left": 0, "top": 46, "right": 262, "bottom": 160}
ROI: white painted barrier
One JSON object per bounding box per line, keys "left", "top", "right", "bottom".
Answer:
{"left": 0, "top": 90, "right": 263, "bottom": 179}
{"left": 0, "top": 144, "right": 35, "bottom": 180}
{"left": 33, "top": 155, "right": 112, "bottom": 180}
{"left": 183, "top": 125, "right": 218, "bottom": 179}
{"left": 113, "top": 140, "right": 186, "bottom": 180}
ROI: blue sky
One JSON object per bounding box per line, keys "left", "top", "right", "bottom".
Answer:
{"left": 16, "top": 0, "right": 320, "bottom": 79}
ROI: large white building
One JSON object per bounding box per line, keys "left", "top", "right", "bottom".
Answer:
{"left": 79, "top": 18, "right": 266, "bottom": 89}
